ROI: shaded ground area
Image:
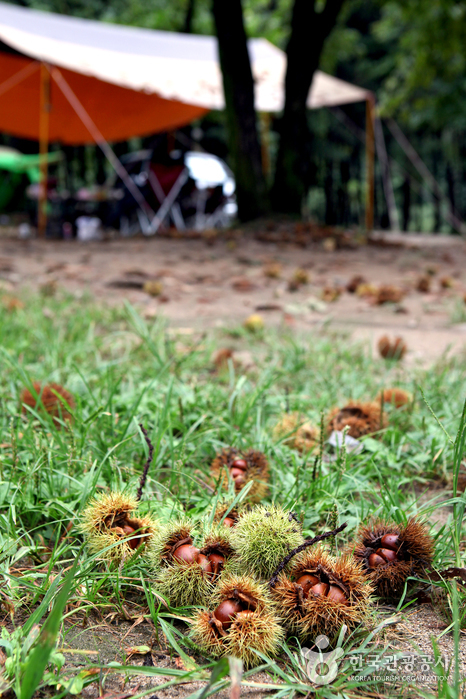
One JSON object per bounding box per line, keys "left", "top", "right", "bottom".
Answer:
{"left": 1, "top": 229, "right": 466, "bottom": 365}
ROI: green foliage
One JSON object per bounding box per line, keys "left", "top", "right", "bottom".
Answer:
{"left": 374, "top": 0, "right": 466, "bottom": 131}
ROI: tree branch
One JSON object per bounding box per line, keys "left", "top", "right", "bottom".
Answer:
{"left": 269, "top": 522, "right": 348, "bottom": 588}
{"left": 136, "top": 424, "right": 154, "bottom": 501}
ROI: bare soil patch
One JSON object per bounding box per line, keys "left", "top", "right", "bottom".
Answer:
{"left": 1, "top": 230, "right": 466, "bottom": 365}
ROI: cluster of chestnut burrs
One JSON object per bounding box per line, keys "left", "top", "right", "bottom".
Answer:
{"left": 273, "top": 386, "right": 413, "bottom": 451}
{"left": 79, "top": 436, "right": 438, "bottom": 668}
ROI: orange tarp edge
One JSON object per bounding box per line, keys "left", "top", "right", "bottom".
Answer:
{"left": 0, "top": 53, "right": 208, "bottom": 144}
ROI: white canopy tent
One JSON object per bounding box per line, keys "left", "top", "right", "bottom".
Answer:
{"left": 0, "top": 2, "right": 370, "bottom": 113}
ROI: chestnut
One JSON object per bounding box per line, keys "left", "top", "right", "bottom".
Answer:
{"left": 380, "top": 534, "right": 399, "bottom": 551}
{"left": 327, "top": 585, "right": 348, "bottom": 605}
{"left": 207, "top": 552, "right": 225, "bottom": 575}
{"left": 368, "top": 552, "right": 386, "bottom": 568}
{"left": 197, "top": 553, "right": 213, "bottom": 573}
{"left": 231, "top": 458, "right": 248, "bottom": 471}
{"left": 223, "top": 517, "right": 235, "bottom": 528}
{"left": 230, "top": 467, "right": 246, "bottom": 480}
{"left": 376, "top": 547, "right": 397, "bottom": 563}
{"left": 173, "top": 544, "right": 200, "bottom": 564}
{"left": 234, "top": 475, "right": 246, "bottom": 488}
{"left": 296, "top": 574, "right": 319, "bottom": 596}
{"left": 310, "top": 582, "right": 330, "bottom": 597}
{"left": 214, "top": 599, "right": 243, "bottom": 629}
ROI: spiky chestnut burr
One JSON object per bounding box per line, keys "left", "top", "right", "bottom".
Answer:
{"left": 272, "top": 412, "right": 318, "bottom": 454}
{"left": 149, "top": 520, "right": 236, "bottom": 607}
{"left": 79, "top": 491, "right": 157, "bottom": 565}
{"left": 21, "top": 382, "right": 74, "bottom": 425}
{"left": 374, "top": 285, "right": 404, "bottom": 305}
{"left": 190, "top": 573, "right": 284, "bottom": 668}
{"left": 327, "top": 400, "right": 387, "bottom": 439}
{"left": 270, "top": 546, "right": 373, "bottom": 641}
{"left": 231, "top": 504, "right": 304, "bottom": 579}
{"left": 378, "top": 335, "right": 407, "bottom": 360}
{"left": 210, "top": 448, "right": 269, "bottom": 503}
{"left": 349, "top": 518, "right": 435, "bottom": 598}
{"left": 378, "top": 388, "right": 412, "bottom": 408}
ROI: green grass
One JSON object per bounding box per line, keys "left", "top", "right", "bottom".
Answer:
{"left": 0, "top": 290, "right": 465, "bottom": 697}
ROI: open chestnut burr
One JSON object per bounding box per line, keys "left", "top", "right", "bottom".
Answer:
{"left": 149, "top": 521, "right": 234, "bottom": 607}
{"left": 350, "top": 518, "right": 435, "bottom": 598}
{"left": 210, "top": 447, "right": 269, "bottom": 502}
{"left": 212, "top": 504, "right": 241, "bottom": 529}
{"left": 270, "top": 546, "right": 373, "bottom": 640}
{"left": 327, "top": 400, "right": 387, "bottom": 438}
{"left": 191, "top": 574, "right": 283, "bottom": 668}
{"left": 79, "top": 491, "right": 157, "bottom": 564}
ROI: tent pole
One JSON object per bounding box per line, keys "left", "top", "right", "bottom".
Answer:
{"left": 365, "top": 95, "right": 375, "bottom": 231}
{"left": 38, "top": 62, "right": 50, "bottom": 238}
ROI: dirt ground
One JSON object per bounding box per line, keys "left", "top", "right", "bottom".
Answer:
{"left": 1, "top": 229, "right": 466, "bottom": 366}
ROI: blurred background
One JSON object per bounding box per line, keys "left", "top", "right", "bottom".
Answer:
{"left": 0, "top": 0, "right": 463, "bottom": 237}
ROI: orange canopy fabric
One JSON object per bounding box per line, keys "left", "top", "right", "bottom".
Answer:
{"left": 0, "top": 52, "right": 208, "bottom": 145}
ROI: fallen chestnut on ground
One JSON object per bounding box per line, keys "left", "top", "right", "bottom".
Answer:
{"left": 377, "top": 387, "right": 412, "bottom": 409}
{"left": 198, "top": 529, "right": 235, "bottom": 580}
{"left": 378, "top": 335, "right": 407, "bottom": 360}
{"left": 349, "top": 518, "right": 435, "bottom": 598}
{"left": 191, "top": 574, "right": 283, "bottom": 668}
{"left": 213, "top": 504, "right": 240, "bottom": 528}
{"left": 211, "top": 447, "right": 269, "bottom": 502}
{"left": 327, "top": 400, "right": 387, "bottom": 438}
{"left": 21, "top": 381, "right": 75, "bottom": 426}
{"left": 149, "top": 521, "right": 235, "bottom": 606}
{"left": 231, "top": 504, "right": 304, "bottom": 579}
{"left": 80, "top": 491, "right": 157, "bottom": 564}
{"left": 273, "top": 412, "right": 318, "bottom": 454}
{"left": 271, "top": 546, "right": 373, "bottom": 640}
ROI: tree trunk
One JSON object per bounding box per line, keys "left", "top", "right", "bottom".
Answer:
{"left": 182, "top": 0, "right": 195, "bottom": 33}
{"left": 272, "top": 0, "right": 345, "bottom": 214}
{"left": 446, "top": 163, "right": 456, "bottom": 233}
{"left": 212, "top": 0, "right": 268, "bottom": 221}
{"left": 402, "top": 175, "right": 411, "bottom": 231}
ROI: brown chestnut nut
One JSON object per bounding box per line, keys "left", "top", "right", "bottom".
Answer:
{"left": 234, "top": 475, "right": 246, "bottom": 488}
{"left": 197, "top": 553, "right": 212, "bottom": 573}
{"left": 230, "top": 467, "right": 246, "bottom": 480}
{"left": 368, "top": 552, "right": 386, "bottom": 568}
{"left": 296, "top": 574, "right": 320, "bottom": 596}
{"left": 122, "top": 524, "right": 135, "bottom": 535}
{"left": 207, "top": 553, "right": 225, "bottom": 573}
{"left": 310, "top": 582, "right": 330, "bottom": 597}
{"left": 327, "top": 585, "right": 348, "bottom": 605}
{"left": 377, "top": 547, "right": 397, "bottom": 563}
{"left": 214, "top": 599, "right": 243, "bottom": 629}
{"left": 223, "top": 517, "right": 235, "bottom": 528}
{"left": 173, "top": 544, "right": 199, "bottom": 564}
{"left": 231, "top": 458, "right": 248, "bottom": 471}
{"left": 380, "top": 534, "right": 399, "bottom": 551}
